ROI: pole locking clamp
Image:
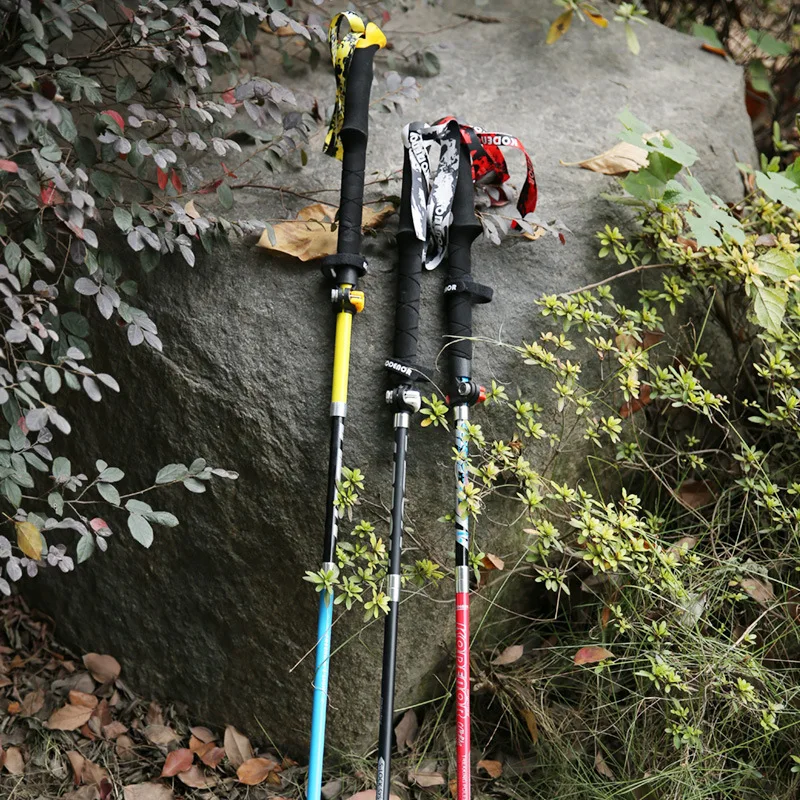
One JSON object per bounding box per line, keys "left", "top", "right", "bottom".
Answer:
{"left": 331, "top": 287, "right": 365, "bottom": 313}
{"left": 385, "top": 386, "right": 421, "bottom": 413}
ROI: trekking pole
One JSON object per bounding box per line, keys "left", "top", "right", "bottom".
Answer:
{"left": 445, "top": 141, "right": 493, "bottom": 800}
{"left": 376, "top": 126, "right": 428, "bottom": 800}
{"left": 308, "top": 13, "right": 385, "bottom": 800}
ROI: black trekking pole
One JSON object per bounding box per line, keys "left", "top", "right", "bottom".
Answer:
{"left": 375, "top": 125, "right": 428, "bottom": 800}
{"left": 445, "top": 141, "right": 492, "bottom": 800}
{"left": 307, "top": 13, "right": 386, "bottom": 800}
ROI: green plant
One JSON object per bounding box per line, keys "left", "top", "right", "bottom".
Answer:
{"left": 413, "top": 112, "right": 800, "bottom": 799}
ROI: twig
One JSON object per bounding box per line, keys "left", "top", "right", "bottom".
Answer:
{"left": 565, "top": 262, "right": 673, "bottom": 296}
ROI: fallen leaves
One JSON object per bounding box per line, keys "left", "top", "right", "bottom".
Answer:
{"left": 740, "top": 576, "right": 775, "bottom": 606}
{"left": 123, "top": 784, "right": 174, "bottom": 800}
{"left": 477, "top": 759, "right": 503, "bottom": 778}
{"left": 82, "top": 653, "right": 121, "bottom": 683}
{"left": 481, "top": 553, "right": 505, "bottom": 571}
{"left": 144, "top": 724, "right": 179, "bottom": 746}
{"left": 256, "top": 203, "right": 394, "bottom": 262}
{"left": 491, "top": 644, "right": 524, "bottom": 666}
{"left": 574, "top": 646, "right": 614, "bottom": 665}
{"left": 408, "top": 765, "right": 446, "bottom": 788}
{"left": 4, "top": 745, "right": 25, "bottom": 774}
{"left": 561, "top": 141, "right": 649, "bottom": 175}
{"left": 237, "top": 756, "right": 281, "bottom": 785}
{"left": 675, "top": 479, "right": 715, "bottom": 510}
{"left": 594, "top": 750, "right": 615, "bottom": 779}
{"left": 546, "top": 9, "right": 573, "bottom": 44}
{"left": 393, "top": 709, "right": 418, "bottom": 753}
{"left": 521, "top": 708, "right": 539, "bottom": 745}
{"left": 160, "top": 748, "right": 194, "bottom": 777}
{"left": 223, "top": 724, "right": 253, "bottom": 767}
{"left": 177, "top": 764, "right": 218, "bottom": 789}
{"left": 47, "top": 702, "right": 94, "bottom": 731}
{"left": 20, "top": 687, "right": 45, "bottom": 716}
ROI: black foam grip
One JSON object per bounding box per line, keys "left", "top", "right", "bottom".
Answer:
{"left": 337, "top": 45, "right": 379, "bottom": 257}
{"left": 446, "top": 143, "right": 481, "bottom": 366}
{"left": 393, "top": 148, "right": 423, "bottom": 365}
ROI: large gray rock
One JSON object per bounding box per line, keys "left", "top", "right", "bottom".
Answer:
{"left": 28, "top": 0, "right": 755, "bottom": 756}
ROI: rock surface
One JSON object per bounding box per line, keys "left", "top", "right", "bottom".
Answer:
{"left": 28, "top": 0, "right": 755, "bottom": 756}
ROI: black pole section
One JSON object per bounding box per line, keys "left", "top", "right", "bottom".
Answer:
{"left": 445, "top": 142, "right": 490, "bottom": 405}
{"left": 376, "top": 134, "right": 425, "bottom": 800}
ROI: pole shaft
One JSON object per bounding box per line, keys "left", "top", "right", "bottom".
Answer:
{"left": 376, "top": 419, "right": 408, "bottom": 800}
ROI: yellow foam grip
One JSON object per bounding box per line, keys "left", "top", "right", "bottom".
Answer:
{"left": 331, "top": 306, "right": 353, "bottom": 405}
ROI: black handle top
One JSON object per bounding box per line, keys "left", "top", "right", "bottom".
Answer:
{"left": 336, "top": 44, "right": 380, "bottom": 260}
{"left": 445, "top": 142, "right": 485, "bottom": 381}
{"left": 391, "top": 132, "right": 425, "bottom": 375}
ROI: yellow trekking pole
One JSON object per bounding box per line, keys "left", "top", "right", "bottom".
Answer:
{"left": 307, "top": 12, "right": 385, "bottom": 800}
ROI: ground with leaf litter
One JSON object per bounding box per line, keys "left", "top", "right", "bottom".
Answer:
{"left": 0, "top": 598, "right": 307, "bottom": 800}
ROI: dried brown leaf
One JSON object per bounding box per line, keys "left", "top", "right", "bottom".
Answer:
{"left": 224, "top": 724, "right": 253, "bottom": 767}
{"left": 144, "top": 724, "right": 179, "bottom": 746}
{"left": 477, "top": 759, "right": 503, "bottom": 778}
{"left": 676, "top": 479, "right": 715, "bottom": 510}
{"left": 491, "top": 644, "right": 524, "bottom": 666}
{"left": 740, "top": 576, "right": 775, "bottom": 606}
{"left": 82, "top": 758, "right": 109, "bottom": 787}
{"left": 594, "top": 750, "right": 615, "bottom": 780}
{"left": 4, "top": 745, "right": 24, "bottom": 775}
{"left": 322, "top": 779, "right": 343, "bottom": 799}
{"left": 408, "top": 767, "right": 446, "bottom": 788}
{"left": 123, "top": 783, "right": 174, "bottom": 800}
{"left": 67, "top": 750, "right": 86, "bottom": 784}
{"left": 237, "top": 756, "right": 280, "bottom": 785}
{"left": 7, "top": 700, "right": 20, "bottom": 714}
{"left": 103, "top": 721, "right": 128, "bottom": 740}
{"left": 82, "top": 654, "right": 120, "bottom": 683}
{"left": 561, "top": 141, "right": 649, "bottom": 175}
{"left": 47, "top": 703, "right": 93, "bottom": 731}
{"left": 481, "top": 553, "right": 505, "bottom": 571}
{"left": 200, "top": 746, "right": 225, "bottom": 769}
{"left": 145, "top": 701, "right": 163, "bottom": 727}
{"left": 69, "top": 689, "right": 98, "bottom": 709}
{"left": 256, "top": 203, "right": 394, "bottom": 262}
{"left": 161, "top": 748, "right": 194, "bottom": 778}
{"left": 521, "top": 707, "right": 539, "bottom": 745}
{"left": 177, "top": 764, "right": 218, "bottom": 789}
{"left": 394, "top": 709, "right": 419, "bottom": 754}
{"left": 574, "top": 646, "right": 613, "bottom": 665}
{"left": 190, "top": 725, "right": 215, "bottom": 743}
{"left": 20, "top": 688, "right": 44, "bottom": 716}
{"left": 115, "top": 735, "right": 136, "bottom": 761}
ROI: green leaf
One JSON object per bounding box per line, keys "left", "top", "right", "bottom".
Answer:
{"left": 116, "top": 76, "right": 137, "bottom": 103}
{"left": 53, "top": 456, "right": 71, "bottom": 479}
{"left": 47, "top": 491, "right": 64, "bottom": 516}
{"left": 125, "top": 499, "right": 153, "bottom": 514}
{"left": 217, "top": 182, "right": 234, "bottom": 209}
{"left": 422, "top": 51, "right": 441, "bottom": 76}
{"left": 758, "top": 248, "right": 796, "bottom": 281}
{"left": 75, "top": 137, "right": 97, "bottom": 167}
{"left": 98, "top": 466, "right": 124, "bottom": 483}
{"left": 748, "top": 59, "right": 774, "bottom": 98}
{"left": 665, "top": 176, "right": 744, "bottom": 246}
{"left": 756, "top": 170, "right": 800, "bottom": 212}
{"left": 183, "top": 477, "right": 207, "bottom": 493}
{"left": 77, "top": 534, "right": 95, "bottom": 563}
{"left": 97, "top": 482, "right": 121, "bottom": 506}
{"left": 113, "top": 207, "right": 133, "bottom": 233}
{"left": 753, "top": 284, "right": 786, "bottom": 333}
{"left": 90, "top": 170, "right": 116, "bottom": 199}
{"left": 23, "top": 43, "right": 46, "bottom": 65}
{"left": 747, "top": 29, "right": 791, "bottom": 57}
{"left": 4, "top": 242, "right": 21, "bottom": 269}
{"left": 150, "top": 511, "right": 179, "bottom": 527}
{"left": 155, "top": 463, "right": 189, "bottom": 484}
{"left": 61, "top": 312, "right": 90, "bottom": 337}
{"left": 691, "top": 23, "right": 723, "bottom": 49}
{"left": 78, "top": 5, "right": 108, "bottom": 30}
{"left": 43, "top": 367, "right": 61, "bottom": 394}
{"left": 9, "top": 424, "right": 27, "bottom": 452}
{"left": 128, "top": 513, "right": 153, "bottom": 548}
{"left": 56, "top": 108, "right": 78, "bottom": 143}
{"left": 2, "top": 478, "right": 21, "bottom": 508}
{"left": 625, "top": 23, "right": 640, "bottom": 55}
